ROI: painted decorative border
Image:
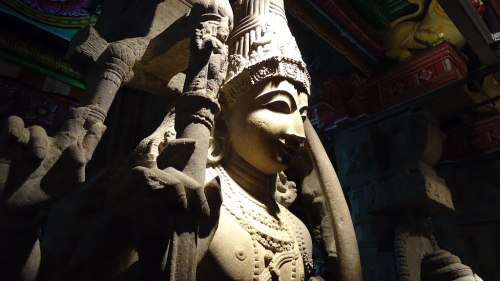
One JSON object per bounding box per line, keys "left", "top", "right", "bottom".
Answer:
{"left": 287, "top": 0, "right": 375, "bottom": 75}
{"left": 0, "top": 29, "right": 83, "bottom": 89}
{"left": 1, "top": 0, "right": 97, "bottom": 28}
{"left": 0, "top": 75, "right": 79, "bottom": 133}
{"left": 312, "top": 0, "right": 384, "bottom": 57}
{"left": 442, "top": 112, "right": 500, "bottom": 160}
{"left": 312, "top": 43, "right": 467, "bottom": 129}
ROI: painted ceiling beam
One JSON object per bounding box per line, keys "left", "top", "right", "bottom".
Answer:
{"left": 287, "top": 0, "right": 382, "bottom": 76}
{"left": 310, "top": 0, "right": 384, "bottom": 57}
{"left": 0, "top": 1, "right": 87, "bottom": 41}
{"left": 2, "top": 0, "right": 383, "bottom": 80}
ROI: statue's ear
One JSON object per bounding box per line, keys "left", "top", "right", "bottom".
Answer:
{"left": 207, "top": 112, "right": 228, "bottom": 164}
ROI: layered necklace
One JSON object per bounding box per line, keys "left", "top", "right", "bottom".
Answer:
{"left": 213, "top": 165, "right": 302, "bottom": 281}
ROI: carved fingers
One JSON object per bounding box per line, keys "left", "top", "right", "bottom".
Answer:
{"left": 82, "top": 121, "right": 107, "bottom": 160}
{"left": 132, "top": 166, "right": 219, "bottom": 217}
{"left": 65, "top": 124, "right": 106, "bottom": 183}
{"left": 28, "top": 126, "right": 49, "bottom": 160}
{"left": 59, "top": 106, "right": 107, "bottom": 183}
{"left": 7, "top": 116, "right": 30, "bottom": 144}
{"left": 6, "top": 116, "right": 49, "bottom": 161}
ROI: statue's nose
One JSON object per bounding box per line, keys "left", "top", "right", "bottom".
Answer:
{"left": 286, "top": 112, "right": 306, "bottom": 146}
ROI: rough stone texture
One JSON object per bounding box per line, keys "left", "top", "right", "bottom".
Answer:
{"left": 335, "top": 112, "right": 454, "bottom": 214}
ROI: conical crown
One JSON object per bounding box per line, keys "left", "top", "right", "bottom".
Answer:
{"left": 221, "top": 0, "right": 310, "bottom": 106}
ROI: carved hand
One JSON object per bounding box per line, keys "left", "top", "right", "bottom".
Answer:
{"left": 131, "top": 166, "right": 221, "bottom": 217}
{"left": 6, "top": 116, "right": 49, "bottom": 161}
{"left": 54, "top": 106, "right": 107, "bottom": 182}
{"left": 1, "top": 105, "right": 106, "bottom": 210}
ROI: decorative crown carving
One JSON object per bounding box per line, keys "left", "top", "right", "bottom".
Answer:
{"left": 221, "top": 0, "right": 310, "bottom": 106}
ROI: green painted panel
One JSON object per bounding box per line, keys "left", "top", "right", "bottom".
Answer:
{"left": 383, "top": 0, "right": 419, "bottom": 22}
{"left": 0, "top": 50, "right": 85, "bottom": 90}
{"left": 350, "top": 0, "right": 390, "bottom": 31}
{"left": 350, "top": 0, "right": 422, "bottom": 32}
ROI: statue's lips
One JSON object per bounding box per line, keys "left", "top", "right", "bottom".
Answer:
{"left": 277, "top": 139, "right": 300, "bottom": 163}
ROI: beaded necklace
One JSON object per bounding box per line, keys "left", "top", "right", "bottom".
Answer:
{"left": 215, "top": 165, "right": 295, "bottom": 252}
{"left": 213, "top": 165, "right": 303, "bottom": 280}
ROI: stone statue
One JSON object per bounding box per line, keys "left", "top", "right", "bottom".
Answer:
{"left": 0, "top": 1, "right": 362, "bottom": 281}
{"left": 196, "top": 2, "right": 315, "bottom": 277}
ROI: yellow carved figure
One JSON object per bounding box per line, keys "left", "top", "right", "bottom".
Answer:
{"left": 384, "top": 0, "right": 465, "bottom": 62}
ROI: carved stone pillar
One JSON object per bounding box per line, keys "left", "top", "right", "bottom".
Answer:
{"left": 333, "top": 111, "right": 455, "bottom": 281}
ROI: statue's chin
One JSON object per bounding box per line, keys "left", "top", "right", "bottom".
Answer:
{"left": 257, "top": 159, "right": 289, "bottom": 175}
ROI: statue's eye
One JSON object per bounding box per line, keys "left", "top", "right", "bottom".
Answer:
{"left": 257, "top": 90, "right": 296, "bottom": 114}
{"left": 265, "top": 100, "right": 292, "bottom": 113}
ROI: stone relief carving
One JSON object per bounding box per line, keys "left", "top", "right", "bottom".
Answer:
{"left": 395, "top": 220, "right": 484, "bottom": 281}
{"left": 0, "top": 1, "right": 361, "bottom": 281}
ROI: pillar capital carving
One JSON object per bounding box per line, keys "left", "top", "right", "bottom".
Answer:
{"left": 335, "top": 112, "right": 453, "bottom": 213}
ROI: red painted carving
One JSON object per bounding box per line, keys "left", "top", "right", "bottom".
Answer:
{"left": 442, "top": 113, "right": 500, "bottom": 160}
{"left": 312, "top": 43, "right": 468, "bottom": 129}
{"left": 373, "top": 43, "right": 467, "bottom": 111}
{"left": 0, "top": 77, "right": 78, "bottom": 132}
{"left": 311, "top": 73, "right": 369, "bottom": 128}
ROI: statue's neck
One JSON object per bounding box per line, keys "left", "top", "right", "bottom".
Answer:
{"left": 222, "top": 152, "right": 277, "bottom": 208}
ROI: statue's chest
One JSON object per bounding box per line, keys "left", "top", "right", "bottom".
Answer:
{"left": 200, "top": 209, "right": 306, "bottom": 281}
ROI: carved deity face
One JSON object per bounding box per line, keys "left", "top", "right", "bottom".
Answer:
{"left": 225, "top": 79, "right": 308, "bottom": 175}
